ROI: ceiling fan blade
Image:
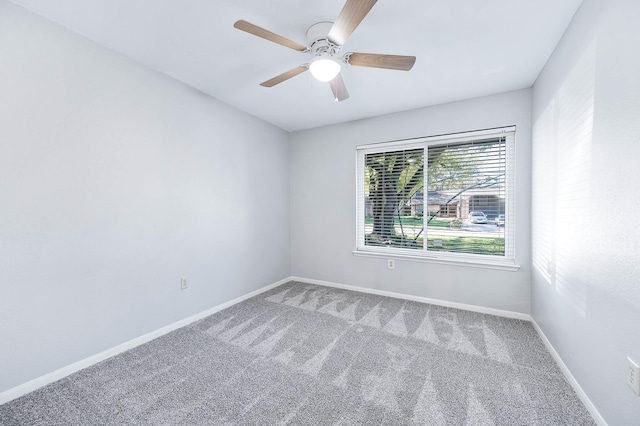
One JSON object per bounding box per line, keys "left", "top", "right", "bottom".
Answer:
{"left": 234, "top": 20, "right": 307, "bottom": 52}
{"left": 347, "top": 53, "right": 416, "bottom": 71}
{"left": 329, "top": 73, "right": 350, "bottom": 102}
{"left": 260, "top": 65, "right": 308, "bottom": 87}
{"left": 328, "top": 0, "right": 378, "bottom": 46}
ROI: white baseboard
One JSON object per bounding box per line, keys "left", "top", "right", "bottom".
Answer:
{"left": 290, "top": 276, "right": 531, "bottom": 321}
{"left": 531, "top": 319, "right": 607, "bottom": 426}
{"left": 0, "top": 277, "right": 290, "bottom": 405}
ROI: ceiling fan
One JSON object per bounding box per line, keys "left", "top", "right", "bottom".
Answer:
{"left": 233, "top": 0, "right": 416, "bottom": 102}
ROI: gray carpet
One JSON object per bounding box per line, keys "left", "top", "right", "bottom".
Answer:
{"left": 0, "top": 281, "right": 594, "bottom": 425}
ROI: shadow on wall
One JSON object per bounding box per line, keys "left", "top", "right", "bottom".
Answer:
{"left": 531, "top": 37, "right": 597, "bottom": 319}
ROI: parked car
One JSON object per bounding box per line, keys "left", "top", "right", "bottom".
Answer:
{"left": 494, "top": 214, "right": 505, "bottom": 226}
{"left": 468, "top": 212, "right": 488, "bottom": 224}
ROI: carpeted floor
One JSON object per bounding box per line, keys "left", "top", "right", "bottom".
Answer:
{"left": 0, "top": 281, "right": 595, "bottom": 425}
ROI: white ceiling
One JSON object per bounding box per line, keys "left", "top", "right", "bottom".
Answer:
{"left": 10, "top": 0, "right": 583, "bottom": 131}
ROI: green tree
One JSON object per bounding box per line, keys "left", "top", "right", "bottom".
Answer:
{"left": 427, "top": 147, "right": 479, "bottom": 190}
{"left": 364, "top": 139, "right": 505, "bottom": 247}
{"left": 366, "top": 149, "right": 423, "bottom": 242}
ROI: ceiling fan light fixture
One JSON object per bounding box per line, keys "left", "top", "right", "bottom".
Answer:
{"left": 234, "top": 1, "right": 416, "bottom": 102}
{"left": 309, "top": 54, "right": 341, "bottom": 82}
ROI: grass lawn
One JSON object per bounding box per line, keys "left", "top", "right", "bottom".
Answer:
{"left": 425, "top": 217, "right": 452, "bottom": 228}
{"left": 364, "top": 216, "right": 504, "bottom": 256}
{"left": 427, "top": 236, "right": 505, "bottom": 256}
{"left": 364, "top": 216, "right": 452, "bottom": 228}
{"left": 365, "top": 229, "right": 505, "bottom": 256}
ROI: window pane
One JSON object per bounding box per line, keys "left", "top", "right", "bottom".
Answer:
{"left": 356, "top": 127, "right": 515, "bottom": 264}
{"left": 426, "top": 138, "right": 506, "bottom": 256}
{"left": 364, "top": 149, "right": 424, "bottom": 249}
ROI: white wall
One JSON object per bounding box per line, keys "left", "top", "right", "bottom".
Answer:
{"left": 290, "top": 89, "right": 532, "bottom": 314}
{"left": 531, "top": 0, "right": 640, "bottom": 423}
{"left": 0, "top": 1, "right": 290, "bottom": 393}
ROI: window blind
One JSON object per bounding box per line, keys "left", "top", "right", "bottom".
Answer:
{"left": 356, "top": 127, "right": 516, "bottom": 263}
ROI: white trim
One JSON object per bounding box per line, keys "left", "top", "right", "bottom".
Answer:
{"left": 352, "top": 249, "right": 520, "bottom": 271}
{"left": 355, "top": 127, "right": 517, "bottom": 265}
{"left": 531, "top": 319, "right": 607, "bottom": 426}
{"left": 356, "top": 126, "right": 517, "bottom": 151}
{"left": 0, "top": 277, "right": 290, "bottom": 405}
{"left": 291, "top": 276, "right": 530, "bottom": 321}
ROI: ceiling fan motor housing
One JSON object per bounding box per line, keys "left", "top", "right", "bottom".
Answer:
{"left": 306, "top": 22, "right": 343, "bottom": 60}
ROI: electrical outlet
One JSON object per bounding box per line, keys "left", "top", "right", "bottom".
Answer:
{"left": 387, "top": 259, "right": 395, "bottom": 269}
{"left": 180, "top": 277, "right": 188, "bottom": 290}
{"left": 628, "top": 357, "right": 640, "bottom": 395}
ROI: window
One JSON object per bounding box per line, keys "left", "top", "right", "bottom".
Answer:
{"left": 355, "top": 127, "right": 516, "bottom": 268}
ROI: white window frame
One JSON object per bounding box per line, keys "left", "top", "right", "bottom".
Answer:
{"left": 354, "top": 127, "right": 519, "bottom": 271}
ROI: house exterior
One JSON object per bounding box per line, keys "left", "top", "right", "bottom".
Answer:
{"left": 406, "top": 191, "right": 505, "bottom": 219}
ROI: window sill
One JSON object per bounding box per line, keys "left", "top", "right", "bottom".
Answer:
{"left": 352, "top": 249, "right": 521, "bottom": 271}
